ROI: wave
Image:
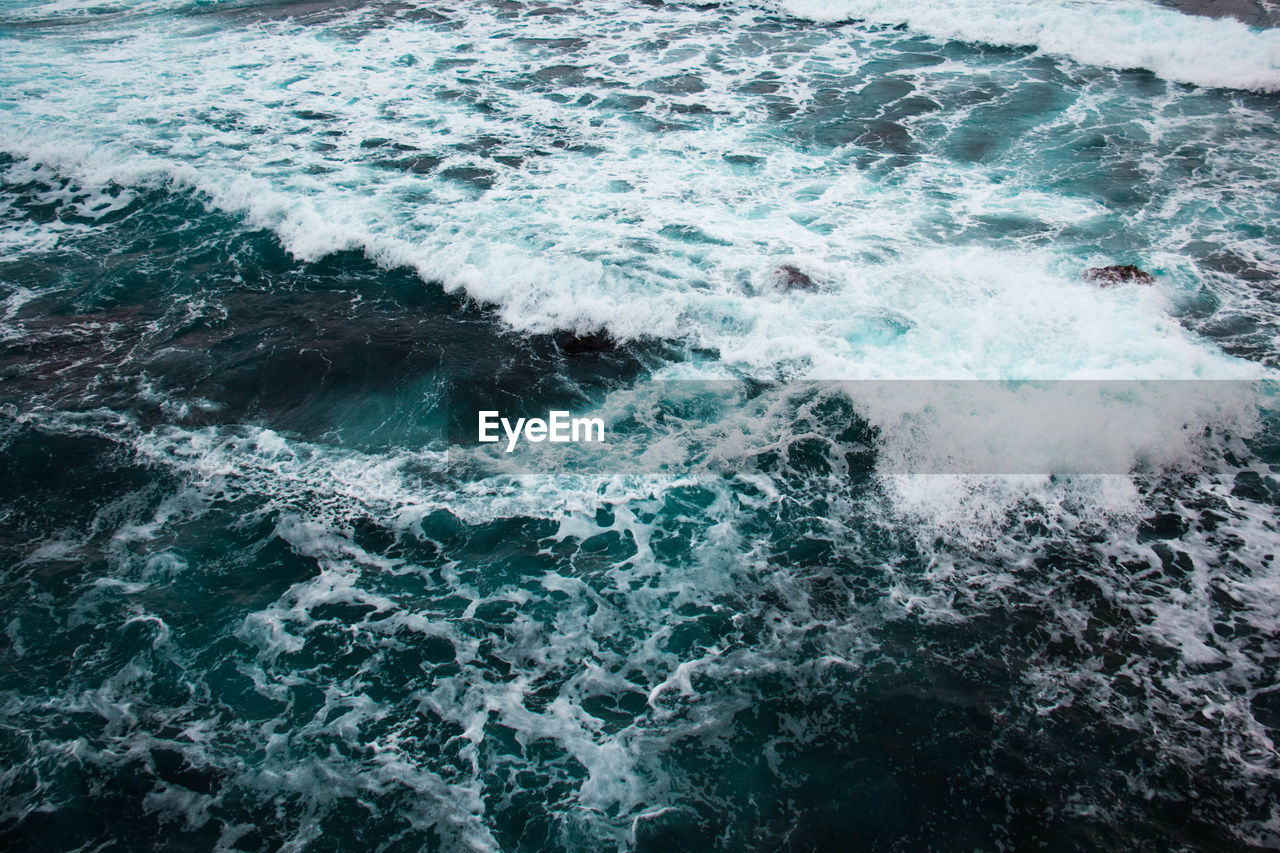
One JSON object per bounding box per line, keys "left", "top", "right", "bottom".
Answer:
{"left": 1, "top": 138, "right": 1262, "bottom": 384}
{"left": 1, "top": 0, "right": 1275, "bottom": 383}
{"left": 769, "top": 0, "right": 1280, "bottom": 92}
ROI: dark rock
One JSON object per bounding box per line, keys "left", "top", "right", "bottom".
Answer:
{"left": 773, "top": 264, "right": 815, "bottom": 291}
{"left": 555, "top": 330, "right": 616, "bottom": 356}
{"left": 1083, "top": 265, "right": 1155, "bottom": 286}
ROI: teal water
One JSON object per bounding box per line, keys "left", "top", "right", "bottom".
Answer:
{"left": 2, "top": 0, "right": 1280, "bottom": 849}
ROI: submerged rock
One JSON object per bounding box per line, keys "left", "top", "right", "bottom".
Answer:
{"left": 773, "top": 264, "right": 815, "bottom": 291}
{"left": 1083, "top": 265, "right": 1155, "bottom": 286}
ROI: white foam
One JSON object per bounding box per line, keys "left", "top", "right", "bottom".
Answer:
{"left": 0, "top": 3, "right": 1263, "bottom": 379}
{"left": 1, "top": 13, "right": 1278, "bottom": 821}
{"left": 770, "top": 0, "right": 1280, "bottom": 92}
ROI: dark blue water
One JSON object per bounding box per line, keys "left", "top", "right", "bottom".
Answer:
{"left": 2, "top": 0, "right": 1280, "bottom": 849}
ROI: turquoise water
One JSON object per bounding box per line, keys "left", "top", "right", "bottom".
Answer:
{"left": 2, "top": 0, "right": 1280, "bottom": 849}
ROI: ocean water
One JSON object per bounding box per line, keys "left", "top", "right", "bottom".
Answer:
{"left": 2, "top": 0, "right": 1280, "bottom": 849}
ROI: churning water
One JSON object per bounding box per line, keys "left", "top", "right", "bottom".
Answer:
{"left": 2, "top": 0, "right": 1280, "bottom": 849}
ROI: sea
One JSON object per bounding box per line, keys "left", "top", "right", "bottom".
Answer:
{"left": 2, "top": 0, "right": 1280, "bottom": 849}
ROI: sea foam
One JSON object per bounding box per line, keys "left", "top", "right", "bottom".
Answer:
{"left": 770, "top": 0, "right": 1280, "bottom": 92}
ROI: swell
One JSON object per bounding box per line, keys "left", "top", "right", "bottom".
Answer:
{"left": 2, "top": 6, "right": 1280, "bottom": 849}
{"left": 767, "top": 0, "right": 1280, "bottom": 92}
{"left": 0, "top": 158, "right": 665, "bottom": 454}
{"left": 2, "top": 0, "right": 1277, "bottom": 380}
{"left": 6, "top": 0, "right": 1280, "bottom": 92}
